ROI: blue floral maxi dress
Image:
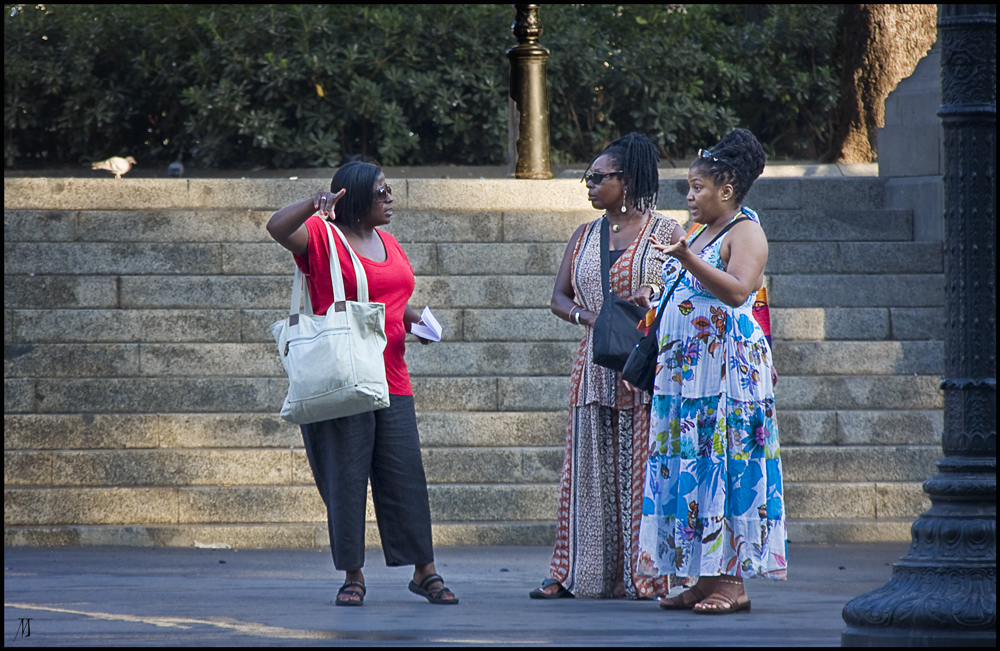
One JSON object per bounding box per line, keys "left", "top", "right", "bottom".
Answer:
{"left": 636, "top": 207, "right": 787, "bottom": 581}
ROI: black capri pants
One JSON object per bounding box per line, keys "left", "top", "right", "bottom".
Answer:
{"left": 300, "top": 394, "right": 435, "bottom": 571}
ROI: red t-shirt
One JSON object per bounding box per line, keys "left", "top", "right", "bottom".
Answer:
{"left": 293, "top": 215, "right": 415, "bottom": 395}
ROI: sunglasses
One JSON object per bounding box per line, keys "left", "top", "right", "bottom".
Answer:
{"left": 697, "top": 149, "right": 742, "bottom": 177}
{"left": 582, "top": 170, "right": 623, "bottom": 185}
{"left": 374, "top": 184, "right": 393, "bottom": 203}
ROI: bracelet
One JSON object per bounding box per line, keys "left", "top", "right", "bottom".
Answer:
{"left": 646, "top": 283, "right": 662, "bottom": 301}
{"left": 571, "top": 307, "right": 582, "bottom": 325}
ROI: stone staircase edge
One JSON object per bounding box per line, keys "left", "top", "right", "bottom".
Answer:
{"left": 5, "top": 175, "right": 883, "bottom": 212}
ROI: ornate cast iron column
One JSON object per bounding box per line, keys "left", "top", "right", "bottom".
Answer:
{"left": 842, "top": 4, "right": 996, "bottom": 647}
{"left": 506, "top": 4, "right": 553, "bottom": 179}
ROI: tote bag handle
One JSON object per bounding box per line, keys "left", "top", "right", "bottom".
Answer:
{"left": 288, "top": 221, "right": 372, "bottom": 318}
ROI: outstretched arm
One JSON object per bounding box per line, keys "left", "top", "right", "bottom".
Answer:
{"left": 266, "top": 188, "right": 346, "bottom": 254}
{"left": 650, "top": 220, "right": 768, "bottom": 308}
{"left": 624, "top": 219, "right": 684, "bottom": 308}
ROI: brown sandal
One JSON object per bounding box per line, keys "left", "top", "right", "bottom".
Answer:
{"left": 658, "top": 585, "right": 707, "bottom": 610}
{"left": 692, "top": 591, "right": 751, "bottom": 614}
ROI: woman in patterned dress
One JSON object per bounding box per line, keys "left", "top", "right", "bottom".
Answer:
{"left": 530, "top": 133, "right": 683, "bottom": 599}
{"left": 636, "top": 129, "right": 786, "bottom": 614}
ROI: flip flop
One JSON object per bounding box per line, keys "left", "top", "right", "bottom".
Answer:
{"left": 529, "top": 578, "right": 574, "bottom": 599}
{"left": 408, "top": 573, "right": 459, "bottom": 605}
{"left": 335, "top": 580, "right": 366, "bottom": 607}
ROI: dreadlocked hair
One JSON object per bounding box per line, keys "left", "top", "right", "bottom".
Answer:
{"left": 692, "top": 128, "right": 766, "bottom": 204}
{"left": 585, "top": 132, "right": 660, "bottom": 212}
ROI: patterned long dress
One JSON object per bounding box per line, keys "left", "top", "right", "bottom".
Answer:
{"left": 637, "top": 207, "right": 787, "bottom": 582}
{"left": 549, "top": 212, "right": 677, "bottom": 599}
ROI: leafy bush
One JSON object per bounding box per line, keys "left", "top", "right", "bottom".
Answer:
{"left": 4, "top": 4, "right": 842, "bottom": 169}
{"left": 544, "top": 4, "right": 842, "bottom": 162}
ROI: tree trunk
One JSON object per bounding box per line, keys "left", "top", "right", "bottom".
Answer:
{"left": 824, "top": 4, "right": 938, "bottom": 163}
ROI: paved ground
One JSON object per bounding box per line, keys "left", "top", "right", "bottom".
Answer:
{"left": 4, "top": 542, "right": 909, "bottom": 647}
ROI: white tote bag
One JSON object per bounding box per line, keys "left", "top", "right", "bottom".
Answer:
{"left": 270, "top": 221, "right": 390, "bottom": 424}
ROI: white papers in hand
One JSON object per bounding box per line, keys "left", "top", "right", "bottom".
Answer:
{"left": 410, "top": 306, "right": 442, "bottom": 342}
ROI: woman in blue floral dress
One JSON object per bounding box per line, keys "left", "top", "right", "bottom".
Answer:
{"left": 635, "top": 129, "right": 786, "bottom": 614}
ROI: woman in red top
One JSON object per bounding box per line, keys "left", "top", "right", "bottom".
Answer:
{"left": 266, "top": 161, "right": 457, "bottom": 607}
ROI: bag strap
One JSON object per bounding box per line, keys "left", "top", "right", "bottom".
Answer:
{"left": 646, "top": 269, "right": 684, "bottom": 334}
{"left": 288, "top": 220, "right": 372, "bottom": 317}
{"left": 691, "top": 214, "right": 751, "bottom": 249}
{"left": 325, "top": 221, "right": 370, "bottom": 303}
{"left": 289, "top": 266, "right": 310, "bottom": 317}
{"left": 645, "top": 215, "right": 750, "bottom": 333}
{"left": 599, "top": 217, "right": 611, "bottom": 297}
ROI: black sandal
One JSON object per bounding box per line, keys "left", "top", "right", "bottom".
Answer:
{"left": 529, "top": 578, "right": 574, "bottom": 599}
{"left": 335, "top": 580, "right": 366, "bottom": 607}
{"left": 408, "top": 573, "right": 459, "bottom": 605}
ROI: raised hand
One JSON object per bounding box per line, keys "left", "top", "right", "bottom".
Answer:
{"left": 649, "top": 232, "right": 690, "bottom": 260}
{"left": 313, "top": 188, "right": 346, "bottom": 217}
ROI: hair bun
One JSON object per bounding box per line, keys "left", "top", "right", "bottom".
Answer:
{"left": 696, "top": 129, "right": 766, "bottom": 203}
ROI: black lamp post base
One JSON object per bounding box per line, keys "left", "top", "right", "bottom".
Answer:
{"left": 840, "top": 5, "right": 996, "bottom": 646}
{"left": 843, "top": 627, "right": 996, "bottom": 647}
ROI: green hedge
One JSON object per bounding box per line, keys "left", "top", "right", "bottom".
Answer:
{"left": 4, "top": 4, "right": 841, "bottom": 169}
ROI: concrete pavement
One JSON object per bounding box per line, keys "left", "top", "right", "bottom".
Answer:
{"left": 4, "top": 542, "right": 910, "bottom": 646}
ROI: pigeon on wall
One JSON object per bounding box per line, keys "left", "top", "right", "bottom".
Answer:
{"left": 167, "top": 152, "right": 184, "bottom": 178}
{"left": 92, "top": 156, "right": 137, "bottom": 179}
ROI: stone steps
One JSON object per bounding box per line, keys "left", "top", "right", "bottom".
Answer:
{"left": 5, "top": 307, "right": 945, "bottom": 343}
{"left": 5, "top": 409, "right": 941, "bottom": 449}
{"left": 4, "top": 446, "right": 939, "bottom": 487}
{"left": 5, "top": 341, "right": 945, "bottom": 378}
{"left": 5, "top": 272, "right": 945, "bottom": 310}
{"left": 3, "top": 480, "right": 931, "bottom": 553}
{"left": 2, "top": 518, "right": 920, "bottom": 548}
{"left": 5, "top": 208, "right": 920, "bottom": 243}
{"left": 4, "top": 175, "right": 945, "bottom": 547}
{"left": 5, "top": 240, "right": 945, "bottom": 276}
{"left": 1, "top": 176, "right": 888, "bottom": 213}
{"left": 5, "top": 375, "right": 944, "bottom": 413}
{"left": 4, "top": 474, "right": 931, "bottom": 523}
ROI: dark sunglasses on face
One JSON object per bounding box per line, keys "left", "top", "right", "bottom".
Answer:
{"left": 374, "top": 184, "right": 393, "bottom": 202}
{"left": 582, "top": 170, "right": 623, "bottom": 185}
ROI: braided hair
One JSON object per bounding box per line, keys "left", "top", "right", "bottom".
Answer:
{"left": 692, "top": 128, "right": 766, "bottom": 204}
{"left": 330, "top": 160, "right": 381, "bottom": 228}
{"left": 585, "top": 132, "right": 660, "bottom": 212}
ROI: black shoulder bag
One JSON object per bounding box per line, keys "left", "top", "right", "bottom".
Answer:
{"left": 591, "top": 217, "right": 650, "bottom": 372}
{"left": 621, "top": 216, "right": 750, "bottom": 392}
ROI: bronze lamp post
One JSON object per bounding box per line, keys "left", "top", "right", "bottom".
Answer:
{"left": 506, "top": 4, "right": 553, "bottom": 179}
